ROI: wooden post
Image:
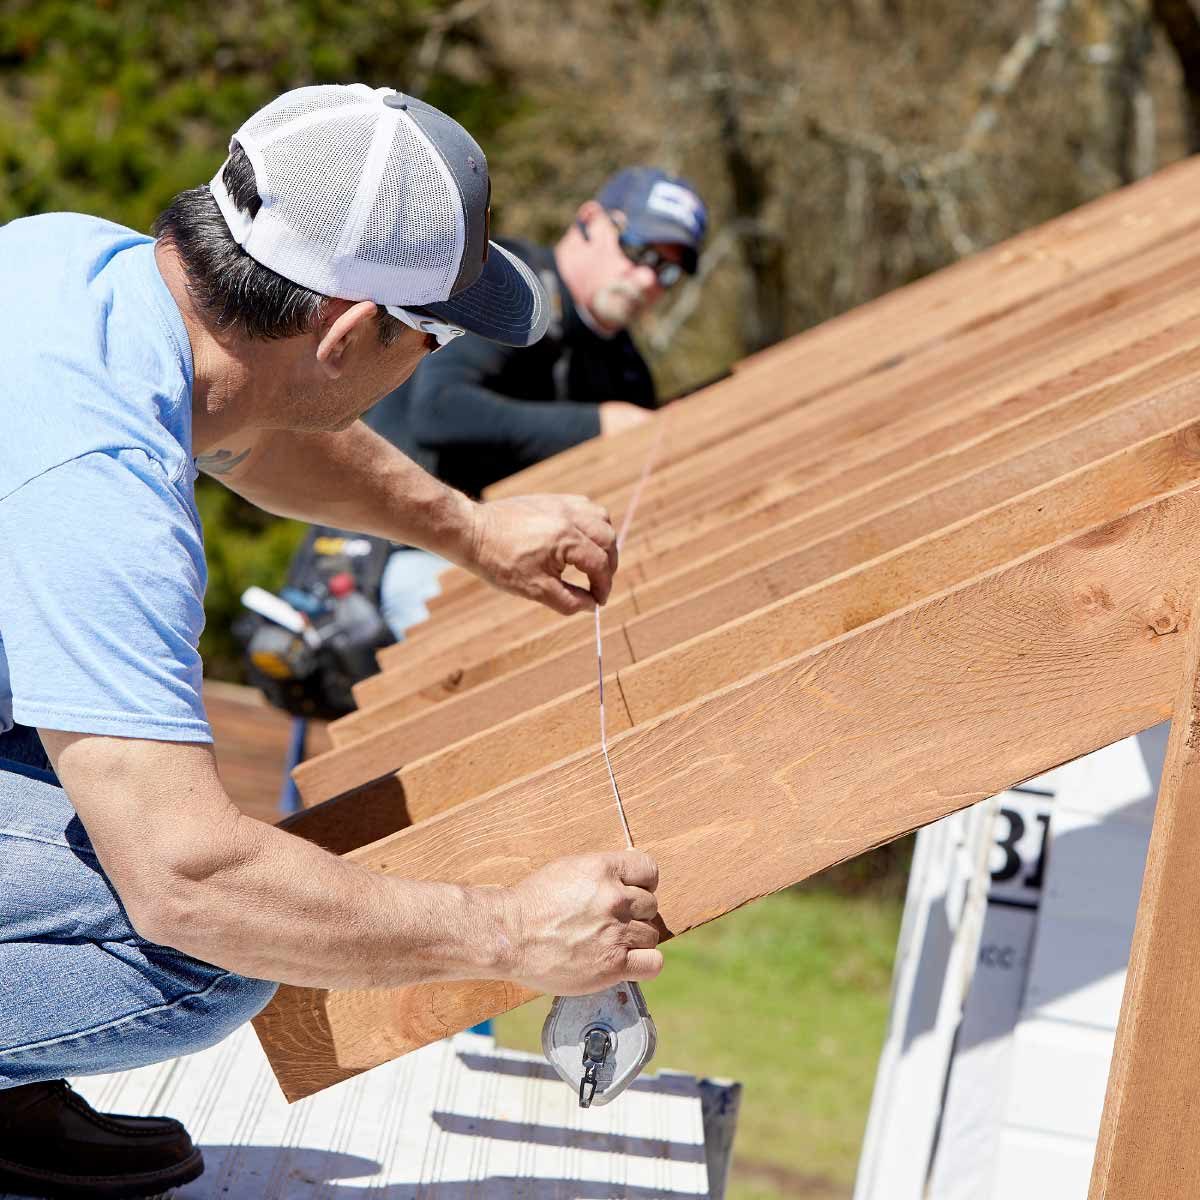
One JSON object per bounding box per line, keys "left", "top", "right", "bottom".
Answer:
{"left": 1089, "top": 581, "right": 1200, "bottom": 1197}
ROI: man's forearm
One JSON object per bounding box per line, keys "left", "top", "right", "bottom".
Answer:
{"left": 142, "top": 809, "right": 513, "bottom": 990}
{"left": 200, "top": 416, "right": 621, "bottom": 615}
{"left": 41, "top": 731, "right": 514, "bottom": 990}
{"left": 220, "top": 422, "right": 480, "bottom": 565}
{"left": 44, "top": 731, "right": 661, "bottom": 998}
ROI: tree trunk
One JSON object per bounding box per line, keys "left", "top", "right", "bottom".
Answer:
{"left": 695, "top": 0, "right": 786, "bottom": 354}
{"left": 1152, "top": 0, "right": 1200, "bottom": 151}
{"left": 1081, "top": 0, "right": 1156, "bottom": 185}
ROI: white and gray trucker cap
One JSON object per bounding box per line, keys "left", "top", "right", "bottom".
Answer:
{"left": 208, "top": 83, "right": 548, "bottom": 347}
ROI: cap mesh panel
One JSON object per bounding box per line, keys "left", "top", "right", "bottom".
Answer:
{"left": 246, "top": 86, "right": 369, "bottom": 138}
{"left": 357, "top": 117, "right": 457, "bottom": 291}
{"left": 258, "top": 112, "right": 378, "bottom": 251}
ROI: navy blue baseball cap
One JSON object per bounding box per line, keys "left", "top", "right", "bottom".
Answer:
{"left": 597, "top": 168, "right": 708, "bottom": 274}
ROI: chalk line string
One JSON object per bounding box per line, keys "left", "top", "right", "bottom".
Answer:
{"left": 595, "top": 418, "right": 667, "bottom": 850}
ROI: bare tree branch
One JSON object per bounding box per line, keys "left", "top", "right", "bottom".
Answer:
{"left": 832, "top": 154, "right": 873, "bottom": 307}
{"left": 646, "top": 223, "right": 745, "bottom": 353}
{"left": 1133, "top": 54, "right": 1158, "bottom": 179}
{"left": 955, "top": 0, "right": 1072, "bottom": 163}
{"left": 1079, "top": 0, "right": 1155, "bottom": 185}
{"left": 411, "top": 0, "right": 493, "bottom": 93}
{"left": 806, "top": 0, "right": 1075, "bottom": 272}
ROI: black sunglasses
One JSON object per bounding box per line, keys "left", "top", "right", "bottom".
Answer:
{"left": 620, "top": 240, "right": 685, "bottom": 288}
{"left": 605, "top": 211, "right": 687, "bottom": 288}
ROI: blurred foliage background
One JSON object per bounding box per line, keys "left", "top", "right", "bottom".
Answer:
{"left": 2, "top": 0, "right": 1195, "bottom": 672}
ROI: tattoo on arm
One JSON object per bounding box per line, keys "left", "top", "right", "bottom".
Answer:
{"left": 195, "top": 447, "right": 252, "bottom": 476}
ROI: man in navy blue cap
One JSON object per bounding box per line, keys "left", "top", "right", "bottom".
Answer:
{"left": 366, "top": 166, "right": 709, "bottom": 638}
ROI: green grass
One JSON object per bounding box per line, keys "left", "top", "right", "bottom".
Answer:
{"left": 494, "top": 884, "right": 903, "bottom": 1199}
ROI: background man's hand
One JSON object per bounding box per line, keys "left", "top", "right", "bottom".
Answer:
{"left": 599, "top": 401, "right": 655, "bottom": 437}
{"left": 465, "top": 493, "right": 618, "bottom": 615}
{"left": 501, "top": 851, "right": 663, "bottom": 995}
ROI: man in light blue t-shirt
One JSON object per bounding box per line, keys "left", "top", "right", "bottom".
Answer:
{"left": 0, "top": 85, "right": 663, "bottom": 1198}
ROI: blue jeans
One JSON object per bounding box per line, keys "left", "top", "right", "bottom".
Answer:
{"left": 0, "top": 726, "right": 277, "bottom": 1089}
{"left": 379, "top": 547, "right": 448, "bottom": 640}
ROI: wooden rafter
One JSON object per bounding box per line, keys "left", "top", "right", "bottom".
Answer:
{"left": 341, "top": 334, "right": 1200, "bottom": 728}
{"left": 261, "top": 485, "right": 1200, "bottom": 1100}
{"left": 375, "top": 242, "right": 1200, "bottom": 671}
{"left": 290, "top": 417, "right": 1200, "bottom": 822}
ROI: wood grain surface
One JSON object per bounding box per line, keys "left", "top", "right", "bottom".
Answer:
{"left": 259, "top": 484, "right": 1200, "bottom": 1100}
{"left": 393, "top": 300, "right": 1200, "bottom": 694}
{"left": 348, "top": 339, "right": 1200, "bottom": 720}
{"left": 377, "top": 245, "right": 1200, "bottom": 660}
{"left": 1088, "top": 585, "right": 1200, "bottom": 1198}
{"left": 343, "top": 423, "right": 1200, "bottom": 823}
{"left": 303, "top": 378, "right": 1200, "bottom": 808}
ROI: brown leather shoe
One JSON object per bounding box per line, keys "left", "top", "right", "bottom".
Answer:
{"left": 0, "top": 1080, "right": 203, "bottom": 1199}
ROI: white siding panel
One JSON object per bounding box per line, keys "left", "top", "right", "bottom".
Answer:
{"left": 1047, "top": 731, "right": 1159, "bottom": 824}
{"left": 990, "top": 1126, "right": 1097, "bottom": 1200}
{"left": 1039, "top": 814, "right": 1152, "bottom": 926}
{"left": 854, "top": 802, "right": 997, "bottom": 1200}
{"left": 1003, "top": 1019, "right": 1117, "bottom": 1141}
{"left": 926, "top": 901, "right": 1039, "bottom": 1200}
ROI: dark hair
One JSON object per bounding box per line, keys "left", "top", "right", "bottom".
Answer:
{"left": 152, "top": 143, "right": 403, "bottom": 345}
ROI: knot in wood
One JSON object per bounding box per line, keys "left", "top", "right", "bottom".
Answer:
{"left": 1144, "top": 598, "right": 1182, "bottom": 638}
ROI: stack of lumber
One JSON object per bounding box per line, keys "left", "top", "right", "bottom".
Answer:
{"left": 255, "top": 156, "right": 1200, "bottom": 1103}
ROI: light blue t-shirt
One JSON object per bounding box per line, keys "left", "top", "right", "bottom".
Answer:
{"left": 0, "top": 213, "right": 211, "bottom": 742}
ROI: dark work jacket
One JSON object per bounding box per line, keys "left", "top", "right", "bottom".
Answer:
{"left": 363, "top": 239, "right": 657, "bottom": 499}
